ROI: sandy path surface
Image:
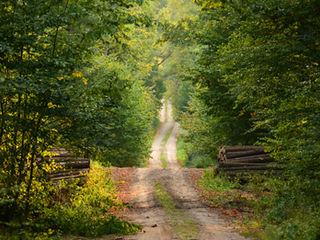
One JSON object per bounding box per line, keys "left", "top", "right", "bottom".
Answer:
{"left": 110, "top": 101, "right": 248, "bottom": 240}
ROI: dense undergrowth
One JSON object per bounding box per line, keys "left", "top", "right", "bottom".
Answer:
{"left": 0, "top": 162, "right": 139, "bottom": 239}
{"left": 176, "top": 128, "right": 215, "bottom": 168}
{"left": 200, "top": 169, "right": 320, "bottom": 240}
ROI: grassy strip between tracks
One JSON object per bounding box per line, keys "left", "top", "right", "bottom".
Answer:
{"left": 161, "top": 152, "right": 168, "bottom": 168}
{"left": 154, "top": 182, "right": 198, "bottom": 239}
{"left": 161, "top": 126, "right": 174, "bottom": 148}
{"left": 164, "top": 100, "right": 168, "bottom": 123}
{"left": 160, "top": 126, "right": 174, "bottom": 168}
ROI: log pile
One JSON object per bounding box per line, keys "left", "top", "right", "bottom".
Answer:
{"left": 217, "top": 146, "right": 281, "bottom": 179}
{"left": 44, "top": 147, "right": 90, "bottom": 182}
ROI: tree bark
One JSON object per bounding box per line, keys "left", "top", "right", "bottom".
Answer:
{"left": 225, "top": 154, "right": 274, "bottom": 163}
{"left": 220, "top": 146, "right": 265, "bottom": 152}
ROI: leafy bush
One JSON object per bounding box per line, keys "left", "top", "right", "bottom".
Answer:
{"left": 40, "top": 162, "right": 140, "bottom": 237}
{"left": 0, "top": 157, "right": 58, "bottom": 221}
{"left": 177, "top": 97, "right": 221, "bottom": 168}
{"left": 0, "top": 162, "right": 140, "bottom": 239}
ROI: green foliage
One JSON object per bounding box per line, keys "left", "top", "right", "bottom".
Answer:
{"left": 0, "top": 155, "right": 58, "bottom": 221}
{"left": 2, "top": 0, "right": 319, "bottom": 238}
{"left": 178, "top": 96, "right": 218, "bottom": 168}
{"left": 176, "top": 134, "right": 188, "bottom": 167}
{"left": 200, "top": 169, "right": 320, "bottom": 240}
{"left": 40, "top": 162, "right": 140, "bottom": 237}
{"left": 0, "top": 0, "right": 161, "bottom": 221}
{"left": 261, "top": 214, "right": 320, "bottom": 240}
{"left": 200, "top": 169, "right": 240, "bottom": 193}
{"left": 1, "top": 162, "right": 140, "bottom": 239}
{"left": 168, "top": 0, "right": 320, "bottom": 238}
{"left": 152, "top": 117, "right": 161, "bottom": 132}
{"left": 151, "top": 0, "right": 199, "bottom": 121}
{"left": 199, "top": 169, "right": 243, "bottom": 207}
{"left": 92, "top": 79, "right": 158, "bottom": 167}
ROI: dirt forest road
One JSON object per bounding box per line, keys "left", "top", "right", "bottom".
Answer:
{"left": 111, "top": 101, "right": 248, "bottom": 240}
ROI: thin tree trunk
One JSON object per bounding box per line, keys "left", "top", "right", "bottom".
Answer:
{"left": 24, "top": 113, "right": 43, "bottom": 216}
{"left": 0, "top": 99, "right": 5, "bottom": 145}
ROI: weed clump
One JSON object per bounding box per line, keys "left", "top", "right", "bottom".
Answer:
{"left": 200, "top": 168, "right": 320, "bottom": 240}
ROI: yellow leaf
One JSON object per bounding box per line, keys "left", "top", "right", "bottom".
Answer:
{"left": 57, "top": 76, "right": 63, "bottom": 81}
{"left": 47, "top": 102, "right": 55, "bottom": 108}
{"left": 4, "top": 6, "right": 13, "bottom": 12}
{"left": 83, "top": 78, "right": 88, "bottom": 85}
{"left": 297, "top": 120, "right": 307, "bottom": 126}
{"left": 72, "top": 72, "right": 83, "bottom": 78}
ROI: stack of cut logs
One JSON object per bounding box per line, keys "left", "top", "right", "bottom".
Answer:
{"left": 44, "top": 147, "right": 90, "bottom": 182}
{"left": 217, "top": 146, "right": 281, "bottom": 179}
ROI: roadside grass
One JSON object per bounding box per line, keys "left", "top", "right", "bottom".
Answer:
{"left": 199, "top": 169, "right": 266, "bottom": 237}
{"left": 165, "top": 100, "right": 168, "bottom": 123}
{"left": 176, "top": 137, "right": 188, "bottom": 167}
{"left": 161, "top": 152, "right": 167, "bottom": 168}
{"left": 199, "top": 169, "right": 256, "bottom": 209}
{"left": 199, "top": 168, "right": 320, "bottom": 240}
{"left": 154, "top": 182, "right": 198, "bottom": 239}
